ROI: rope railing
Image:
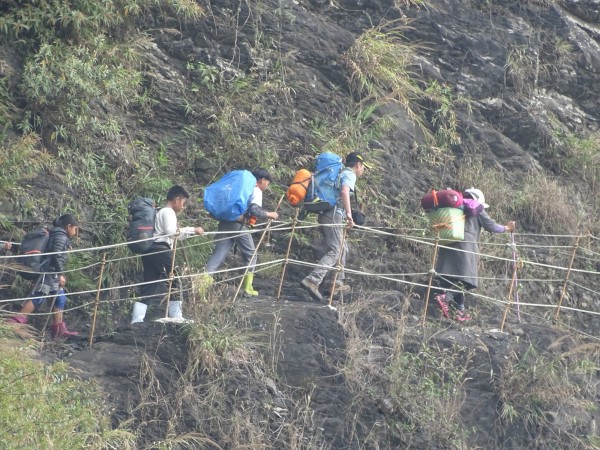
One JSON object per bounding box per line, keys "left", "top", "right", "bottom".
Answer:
{"left": 2, "top": 218, "right": 600, "bottom": 345}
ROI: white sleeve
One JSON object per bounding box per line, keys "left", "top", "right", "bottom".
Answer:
{"left": 177, "top": 226, "right": 196, "bottom": 240}
{"left": 249, "top": 186, "right": 263, "bottom": 207}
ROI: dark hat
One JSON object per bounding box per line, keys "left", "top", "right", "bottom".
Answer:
{"left": 345, "top": 152, "right": 372, "bottom": 169}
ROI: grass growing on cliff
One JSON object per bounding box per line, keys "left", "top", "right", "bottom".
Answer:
{"left": 0, "top": 323, "right": 135, "bottom": 448}
{"left": 338, "top": 294, "right": 470, "bottom": 448}
{"left": 344, "top": 20, "right": 470, "bottom": 160}
{"left": 0, "top": 134, "right": 53, "bottom": 196}
{"left": 496, "top": 341, "right": 599, "bottom": 449}
{"left": 129, "top": 287, "right": 328, "bottom": 448}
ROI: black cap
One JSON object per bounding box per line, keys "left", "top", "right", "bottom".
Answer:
{"left": 345, "top": 152, "right": 372, "bottom": 169}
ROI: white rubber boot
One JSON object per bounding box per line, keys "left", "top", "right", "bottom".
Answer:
{"left": 168, "top": 300, "right": 183, "bottom": 319}
{"left": 167, "top": 301, "right": 193, "bottom": 323}
{"left": 131, "top": 302, "right": 147, "bottom": 324}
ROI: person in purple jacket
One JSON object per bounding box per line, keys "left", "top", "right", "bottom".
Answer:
{"left": 435, "top": 188, "right": 515, "bottom": 322}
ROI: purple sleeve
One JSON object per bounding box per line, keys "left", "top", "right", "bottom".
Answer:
{"left": 479, "top": 210, "right": 505, "bottom": 233}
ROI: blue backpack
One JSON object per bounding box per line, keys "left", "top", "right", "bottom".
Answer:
{"left": 204, "top": 170, "right": 257, "bottom": 221}
{"left": 304, "top": 153, "right": 344, "bottom": 212}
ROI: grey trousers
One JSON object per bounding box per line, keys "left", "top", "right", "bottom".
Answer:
{"left": 305, "top": 208, "right": 347, "bottom": 286}
{"left": 206, "top": 221, "right": 257, "bottom": 274}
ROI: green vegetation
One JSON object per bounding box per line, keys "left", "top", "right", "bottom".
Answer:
{"left": 344, "top": 20, "right": 470, "bottom": 160}
{"left": 0, "top": 324, "right": 135, "bottom": 449}
{"left": 496, "top": 342, "right": 599, "bottom": 449}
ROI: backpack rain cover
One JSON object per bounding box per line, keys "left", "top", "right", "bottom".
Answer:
{"left": 204, "top": 170, "right": 257, "bottom": 221}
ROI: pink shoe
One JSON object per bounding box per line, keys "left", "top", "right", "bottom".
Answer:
{"left": 51, "top": 322, "right": 79, "bottom": 338}
{"left": 435, "top": 294, "right": 450, "bottom": 319}
{"left": 455, "top": 310, "right": 472, "bottom": 322}
{"left": 7, "top": 315, "right": 28, "bottom": 324}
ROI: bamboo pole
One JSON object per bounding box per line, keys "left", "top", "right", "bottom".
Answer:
{"left": 276, "top": 207, "right": 299, "bottom": 300}
{"left": 88, "top": 253, "right": 107, "bottom": 348}
{"left": 233, "top": 194, "right": 285, "bottom": 303}
{"left": 421, "top": 233, "right": 441, "bottom": 327}
{"left": 42, "top": 294, "right": 57, "bottom": 337}
{"left": 500, "top": 233, "right": 520, "bottom": 331}
{"left": 500, "top": 258, "right": 518, "bottom": 332}
{"left": 164, "top": 230, "right": 181, "bottom": 319}
{"left": 327, "top": 225, "right": 348, "bottom": 307}
{"left": 554, "top": 234, "right": 581, "bottom": 320}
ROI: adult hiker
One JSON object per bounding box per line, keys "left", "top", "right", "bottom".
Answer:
{"left": 131, "top": 185, "right": 204, "bottom": 324}
{"left": 8, "top": 214, "right": 79, "bottom": 338}
{"left": 300, "top": 152, "right": 370, "bottom": 302}
{"left": 434, "top": 188, "right": 516, "bottom": 322}
{"left": 204, "top": 168, "right": 279, "bottom": 296}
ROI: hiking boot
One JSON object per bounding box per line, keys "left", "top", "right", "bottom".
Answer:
{"left": 435, "top": 294, "right": 450, "bottom": 319}
{"left": 454, "top": 309, "right": 472, "bottom": 322}
{"left": 300, "top": 278, "right": 323, "bottom": 302}
{"left": 325, "top": 282, "right": 351, "bottom": 295}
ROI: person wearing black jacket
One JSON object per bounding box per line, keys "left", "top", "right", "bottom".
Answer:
{"left": 8, "top": 214, "right": 79, "bottom": 338}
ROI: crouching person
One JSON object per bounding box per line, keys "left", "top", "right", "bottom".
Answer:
{"left": 131, "top": 185, "right": 204, "bottom": 324}
{"left": 9, "top": 215, "right": 79, "bottom": 338}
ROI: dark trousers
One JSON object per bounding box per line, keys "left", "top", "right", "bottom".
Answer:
{"left": 140, "top": 243, "right": 173, "bottom": 304}
{"left": 438, "top": 277, "right": 475, "bottom": 308}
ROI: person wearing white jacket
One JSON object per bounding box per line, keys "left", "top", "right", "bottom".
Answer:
{"left": 131, "top": 185, "right": 204, "bottom": 324}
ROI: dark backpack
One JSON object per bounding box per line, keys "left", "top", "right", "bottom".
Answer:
{"left": 127, "top": 198, "right": 157, "bottom": 254}
{"left": 18, "top": 227, "right": 50, "bottom": 280}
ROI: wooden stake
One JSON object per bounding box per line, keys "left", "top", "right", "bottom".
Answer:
{"left": 276, "top": 207, "right": 299, "bottom": 300}
{"left": 554, "top": 234, "right": 581, "bottom": 320}
{"left": 88, "top": 253, "right": 107, "bottom": 348}
{"left": 500, "top": 259, "right": 518, "bottom": 332}
{"left": 422, "top": 233, "right": 441, "bottom": 326}
{"left": 164, "top": 230, "right": 181, "bottom": 319}
{"left": 327, "top": 225, "right": 348, "bottom": 307}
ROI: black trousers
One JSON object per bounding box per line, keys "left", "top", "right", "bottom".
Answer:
{"left": 140, "top": 243, "right": 173, "bottom": 304}
{"left": 437, "top": 277, "right": 475, "bottom": 308}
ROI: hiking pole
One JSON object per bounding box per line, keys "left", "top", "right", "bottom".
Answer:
{"left": 422, "top": 231, "right": 441, "bottom": 327}
{"left": 554, "top": 234, "right": 581, "bottom": 321}
{"left": 276, "top": 207, "right": 299, "bottom": 300}
{"left": 164, "top": 230, "right": 181, "bottom": 319}
{"left": 327, "top": 224, "right": 348, "bottom": 307}
{"left": 233, "top": 194, "right": 285, "bottom": 303}
{"left": 88, "top": 253, "right": 107, "bottom": 349}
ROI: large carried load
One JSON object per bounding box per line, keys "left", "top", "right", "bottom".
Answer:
{"left": 204, "top": 170, "right": 257, "bottom": 221}
{"left": 421, "top": 189, "right": 465, "bottom": 245}
{"left": 286, "top": 152, "right": 345, "bottom": 213}
{"left": 127, "top": 197, "right": 157, "bottom": 254}
{"left": 18, "top": 227, "right": 50, "bottom": 279}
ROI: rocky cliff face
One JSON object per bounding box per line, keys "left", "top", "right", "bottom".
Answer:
{"left": 2, "top": 0, "right": 600, "bottom": 448}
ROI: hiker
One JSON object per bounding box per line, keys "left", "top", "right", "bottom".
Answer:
{"left": 8, "top": 214, "right": 79, "bottom": 338}
{"left": 434, "top": 188, "right": 516, "bottom": 322}
{"left": 131, "top": 185, "right": 204, "bottom": 324}
{"left": 204, "top": 168, "right": 279, "bottom": 296}
{"left": 2, "top": 242, "right": 11, "bottom": 251}
{"left": 300, "top": 152, "right": 370, "bottom": 302}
